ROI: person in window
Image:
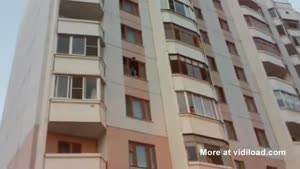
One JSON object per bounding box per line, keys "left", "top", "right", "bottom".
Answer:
{"left": 129, "top": 57, "right": 139, "bottom": 77}
{"left": 190, "top": 106, "right": 195, "bottom": 113}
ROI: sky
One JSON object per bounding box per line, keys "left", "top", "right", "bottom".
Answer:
{"left": 0, "top": 1, "right": 299, "bottom": 123}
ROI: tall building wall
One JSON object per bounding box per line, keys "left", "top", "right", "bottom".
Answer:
{"left": 1, "top": 0, "right": 300, "bottom": 169}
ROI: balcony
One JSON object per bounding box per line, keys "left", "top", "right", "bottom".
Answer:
{"left": 269, "top": 77, "right": 297, "bottom": 95}
{"left": 161, "top": 9, "right": 198, "bottom": 33}
{"left": 59, "top": 0, "right": 104, "bottom": 21}
{"left": 58, "top": 18, "right": 104, "bottom": 37}
{"left": 259, "top": 50, "right": 285, "bottom": 68}
{"left": 54, "top": 55, "right": 105, "bottom": 78}
{"left": 179, "top": 113, "right": 226, "bottom": 140}
{"left": 48, "top": 99, "right": 106, "bottom": 138}
{"left": 239, "top": 0, "right": 264, "bottom": 20}
{"left": 166, "top": 40, "right": 206, "bottom": 64}
{"left": 44, "top": 153, "right": 106, "bottom": 169}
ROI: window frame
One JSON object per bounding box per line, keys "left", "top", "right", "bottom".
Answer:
{"left": 169, "top": 54, "right": 211, "bottom": 83}
{"left": 234, "top": 66, "right": 247, "bottom": 82}
{"left": 54, "top": 75, "right": 101, "bottom": 101}
{"left": 57, "top": 141, "right": 82, "bottom": 153}
{"left": 126, "top": 95, "right": 152, "bottom": 121}
{"left": 164, "top": 23, "right": 202, "bottom": 48}
{"left": 176, "top": 91, "right": 219, "bottom": 120}
{"left": 244, "top": 95, "right": 258, "bottom": 112}
{"left": 121, "top": 24, "right": 143, "bottom": 46}
{"left": 119, "top": 0, "right": 140, "bottom": 16}
{"left": 129, "top": 141, "right": 157, "bottom": 169}
{"left": 254, "top": 128, "right": 270, "bottom": 148}
{"left": 224, "top": 120, "right": 238, "bottom": 140}
{"left": 57, "top": 34, "right": 100, "bottom": 57}
{"left": 123, "top": 56, "right": 147, "bottom": 80}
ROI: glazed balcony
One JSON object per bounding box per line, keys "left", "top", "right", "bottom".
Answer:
{"left": 59, "top": 0, "right": 104, "bottom": 21}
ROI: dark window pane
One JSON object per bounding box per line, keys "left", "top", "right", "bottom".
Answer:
{"left": 72, "top": 143, "right": 82, "bottom": 153}
{"left": 58, "top": 141, "right": 70, "bottom": 153}
{"left": 72, "top": 36, "right": 85, "bottom": 55}
{"left": 57, "top": 35, "right": 70, "bottom": 54}
{"left": 186, "top": 146, "right": 198, "bottom": 161}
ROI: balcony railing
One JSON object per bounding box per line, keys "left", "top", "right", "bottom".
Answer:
{"left": 238, "top": 0, "right": 263, "bottom": 15}
{"left": 44, "top": 153, "right": 106, "bottom": 169}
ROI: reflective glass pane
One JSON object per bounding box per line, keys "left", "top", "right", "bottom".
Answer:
{"left": 85, "top": 77, "right": 97, "bottom": 99}
{"left": 72, "top": 36, "right": 85, "bottom": 55}
{"left": 57, "top": 35, "right": 70, "bottom": 54}
{"left": 136, "top": 145, "right": 148, "bottom": 168}
{"left": 56, "top": 76, "right": 68, "bottom": 98}
{"left": 133, "top": 100, "right": 143, "bottom": 119}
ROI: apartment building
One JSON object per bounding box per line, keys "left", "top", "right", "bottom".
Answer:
{"left": 0, "top": 0, "right": 299, "bottom": 169}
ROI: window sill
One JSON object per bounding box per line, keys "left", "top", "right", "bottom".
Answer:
{"left": 50, "top": 98, "right": 101, "bottom": 104}
{"left": 58, "top": 17, "right": 101, "bottom": 24}
{"left": 126, "top": 116, "right": 153, "bottom": 123}
{"left": 172, "top": 74, "right": 212, "bottom": 86}
{"left": 55, "top": 54, "right": 102, "bottom": 61}
{"left": 179, "top": 112, "right": 222, "bottom": 124}
{"left": 122, "top": 40, "right": 144, "bottom": 48}
{"left": 161, "top": 9, "right": 197, "bottom": 25}
{"left": 165, "top": 39, "right": 204, "bottom": 52}
{"left": 124, "top": 74, "right": 148, "bottom": 82}
{"left": 120, "top": 9, "right": 140, "bottom": 17}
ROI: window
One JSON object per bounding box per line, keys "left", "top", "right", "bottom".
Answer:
{"left": 293, "top": 36, "right": 300, "bottom": 46}
{"left": 234, "top": 66, "right": 247, "bottom": 82}
{"left": 200, "top": 30, "right": 210, "bottom": 44}
{"left": 234, "top": 160, "right": 245, "bottom": 169}
{"left": 126, "top": 95, "right": 151, "bottom": 121}
{"left": 244, "top": 95, "right": 257, "bottom": 112}
{"left": 219, "top": 18, "right": 230, "bottom": 32}
{"left": 184, "top": 136, "right": 232, "bottom": 166}
{"left": 58, "top": 141, "right": 82, "bottom": 153}
{"left": 253, "top": 37, "right": 281, "bottom": 56}
{"left": 224, "top": 121, "right": 238, "bottom": 140}
{"left": 207, "top": 56, "right": 217, "bottom": 72}
{"left": 244, "top": 15, "right": 271, "bottom": 34}
{"left": 215, "top": 86, "right": 226, "bottom": 103}
{"left": 55, "top": 75, "right": 100, "bottom": 100}
{"left": 286, "top": 122, "right": 300, "bottom": 142}
{"left": 276, "top": 25, "right": 286, "bottom": 36}
{"left": 285, "top": 44, "right": 298, "bottom": 56}
{"left": 169, "top": 55, "right": 211, "bottom": 83}
{"left": 176, "top": 91, "right": 218, "bottom": 119}
{"left": 194, "top": 7, "right": 203, "bottom": 20}
{"left": 129, "top": 142, "right": 156, "bottom": 169}
{"left": 57, "top": 34, "right": 99, "bottom": 56}
{"left": 186, "top": 146, "right": 198, "bottom": 161}
{"left": 205, "top": 144, "right": 224, "bottom": 165}
{"left": 169, "top": 0, "right": 193, "bottom": 19}
{"left": 164, "top": 23, "right": 202, "bottom": 48}
{"left": 274, "top": 90, "right": 300, "bottom": 112}
{"left": 285, "top": 20, "right": 299, "bottom": 29}
{"left": 120, "top": 0, "right": 139, "bottom": 16}
{"left": 254, "top": 128, "right": 270, "bottom": 148}
{"left": 268, "top": 8, "right": 277, "bottom": 18}
{"left": 266, "top": 166, "right": 277, "bottom": 169}
{"left": 123, "top": 57, "right": 147, "bottom": 80}
{"left": 213, "top": 0, "right": 223, "bottom": 10}
{"left": 121, "top": 24, "right": 143, "bottom": 45}
{"left": 226, "top": 41, "right": 238, "bottom": 55}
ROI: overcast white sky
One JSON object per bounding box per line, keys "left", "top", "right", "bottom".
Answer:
{"left": 0, "top": 1, "right": 300, "bottom": 123}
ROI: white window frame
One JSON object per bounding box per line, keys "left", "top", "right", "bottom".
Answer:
{"left": 54, "top": 75, "right": 100, "bottom": 100}
{"left": 177, "top": 91, "right": 219, "bottom": 120}
{"left": 57, "top": 34, "right": 100, "bottom": 56}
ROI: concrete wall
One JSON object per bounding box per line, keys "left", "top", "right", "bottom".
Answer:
{"left": 0, "top": 0, "right": 57, "bottom": 168}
